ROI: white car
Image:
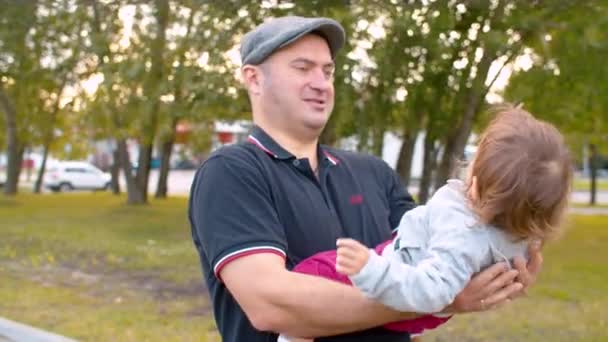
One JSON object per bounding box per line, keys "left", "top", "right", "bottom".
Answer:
{"left": 45, "top": 161, "right": 111, "bottom": 192}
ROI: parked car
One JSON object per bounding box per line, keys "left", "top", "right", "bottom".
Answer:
{"left": 45, "top": 161, "right": 111, "bottom": 192}
{"left": 171, "top": 159, "right": 198, "bottom": 170}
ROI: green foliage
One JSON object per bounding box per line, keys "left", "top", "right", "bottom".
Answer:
{"left": 0, "top": 0, "right": 85, "bottom": 144}
{"left": 1, "top": 0, "right": 606, "bottom": 192}
{"left": 505, "top": 1, "right": 608, "bottom": 157}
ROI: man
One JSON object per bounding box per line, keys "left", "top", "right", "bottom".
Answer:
{"left": 189, "top": 16, "right": 542, "bottom": 342}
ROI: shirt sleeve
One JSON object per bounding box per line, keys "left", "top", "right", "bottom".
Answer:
{"left": 189, "top": 153, "right": 287, "bottom": 281}
{"left": 349, "top": 227, "right": 490, "bottom": 313}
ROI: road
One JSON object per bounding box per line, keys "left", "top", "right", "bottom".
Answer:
{"left": 150, "top": 170, "right": 608, "bottom": 205}
{"left": 15, "top": 169, "right": 608, "bottom": 204}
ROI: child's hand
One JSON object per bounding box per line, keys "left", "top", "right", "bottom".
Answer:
{"left": 336, "top": 238, "right": 370, "bottom": 276}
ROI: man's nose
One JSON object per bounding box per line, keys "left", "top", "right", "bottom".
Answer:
{"left": 308, "top": 68, "right": 332, "bottom": 91}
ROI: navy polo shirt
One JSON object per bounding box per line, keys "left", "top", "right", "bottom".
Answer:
{"left": 189, "top": 126, "right": 416, "bottom": 342}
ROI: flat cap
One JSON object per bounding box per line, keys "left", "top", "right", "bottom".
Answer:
{"left": 240, "top": 16, "right": 345, "bottom": 65}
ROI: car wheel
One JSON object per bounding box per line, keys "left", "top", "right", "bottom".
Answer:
{"left": 59, "top": 182, "right": 73, "bottom": 192}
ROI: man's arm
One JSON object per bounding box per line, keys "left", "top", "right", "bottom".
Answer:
{"left": 221, "top": 243, "right": 542, "bottom": 338}
{"left": 220, "top": 253, "right": 415, "bottom": 338}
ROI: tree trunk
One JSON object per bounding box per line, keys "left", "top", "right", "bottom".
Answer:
{"left": 4, "top": 145, "right": 24, "bottom": 195}
{"left": 155, "top": 122, "right": 176, "bottom": 198}
{"left": 33, "top": 78, "right": 66, "bottom": 194}
{"left": 435, "top": 49, "right": 494, "bottom": 186}
{"left": 589, "top": 144, "right": 598, "bottom": 206}
{"left": 371, "top": 125, "right": 385, "bottom": 157}
{"left": 155, "top": 140, "right": 173, "bottom": 198}
{"left": 130, "top": 0, "right": 168, "bottom": 204}
{"left": 355, "top": 104, "right": 370, "bottom": 153}
{"left": 110, "top": 147, "right": 121, "bottom": 194}
{"left": 33, "top": 140, "right": 51, "bottom": 193}
{"left": 89, "top": 1, "right": 121, "bottom": 195}
{"left": 418, "top": 133, "right": 438, "bottom": 204}
{"left": 0, "top": 87, "right": 22, "bottom": 195}
{"left": 319, "top": 108, "right": 339, "bottom": 146}
{"left": 357, "top": 128, "right": 369, "bottom": 153}
{"left": 395, "top": 131, "right": 417, "bottom": 188}
{"left": 132, "top": 143, "right": 153, "bottom": 204}
{"left": 117, "top": 139, "right": 142, "bottom": 204}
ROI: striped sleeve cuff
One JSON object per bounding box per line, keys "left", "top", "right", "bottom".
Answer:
{"left": 213, "top": 245, "right": 286, "bottom": 281}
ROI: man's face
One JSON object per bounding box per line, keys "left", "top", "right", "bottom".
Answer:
{"left": 258, "top": 34, "right": 335, "bottom": 134}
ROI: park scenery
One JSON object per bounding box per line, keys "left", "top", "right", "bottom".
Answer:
{"left": 1, "top": 1, "right": 607, "bottom": 341}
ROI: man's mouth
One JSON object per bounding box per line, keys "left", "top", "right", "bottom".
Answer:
{"left": 303, "top": 99, "right": 326, "bottom": 108}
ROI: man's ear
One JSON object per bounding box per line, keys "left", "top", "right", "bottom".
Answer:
{"left": 241, "top": 65, "right": 263, "bottom": 96}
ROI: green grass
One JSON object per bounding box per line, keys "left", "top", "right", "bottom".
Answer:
{"left": 0, "top": 192, "right": 220, "bottom": 342}
{"left": 425, "top": 215, "right": 608, "bottom": 341}
{"left": 2, "top": 193, "right": 608, "bottom": 341}
{"left": 573, "top": 178, "right": 608, "bottom": 192}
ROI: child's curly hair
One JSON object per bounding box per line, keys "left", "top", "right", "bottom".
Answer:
{"left": 468, "top": 104, "right": 573, "bottom": 241}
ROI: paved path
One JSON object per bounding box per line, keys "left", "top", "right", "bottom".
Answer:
{"left": 12, "top": 170, "right": 608, "bottom": 202}
{"left": 0, "top": 317, "right": 77, "bottom": 342}
{"left": 14, "top": 169, "right": 608, "bottom": 204}
{"left": 569, "top": 206, "right": 608, "bottom": 215}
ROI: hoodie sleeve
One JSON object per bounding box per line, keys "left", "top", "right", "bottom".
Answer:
{"left": 350, "top": 226, "right": 490, "bottom": 313}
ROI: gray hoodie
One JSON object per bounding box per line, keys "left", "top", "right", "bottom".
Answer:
{"left": 350, "top": 179, "right": 529, "bottom": 313}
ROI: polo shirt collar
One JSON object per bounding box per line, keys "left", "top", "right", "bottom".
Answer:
{"left": 321, "top": 147, "right": 339, "bottom": 166}
{"left": 248, "top": 126, "right": 293, "bottom": 160}
{"left": 248, "top": 125, "right": 340, "bottom": 166}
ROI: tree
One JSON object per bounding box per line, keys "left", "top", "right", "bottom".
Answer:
{"left": 0, "top": 1, "right": 38, "bottom": 195}
{"left": 154, "top": 1, "right": 255, "bottom": 198}
{"left": 32, "top": 2, "right": 88, "bottom": 193}
{"left": 1, "top": 0, "right": 85, "bottom": 195}
{"left": 505, "top": 0, "right": 608, "bottom": 205}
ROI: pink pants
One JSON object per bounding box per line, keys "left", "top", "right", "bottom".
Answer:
{"left": 292, "top": 240, "right": 451, "bottom": 335}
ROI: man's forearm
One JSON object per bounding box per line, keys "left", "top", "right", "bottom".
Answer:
{"left": 263, "top": 271, "right": 417, "bottom": 337}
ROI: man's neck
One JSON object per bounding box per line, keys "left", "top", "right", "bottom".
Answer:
{"left": 256, "top": 122, "right": 320, "bottom": 166}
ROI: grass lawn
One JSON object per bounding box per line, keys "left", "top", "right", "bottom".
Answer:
{"left": 2, "top": 193, "right": 608, "bottom": 341}
{"left": 425, "top": 214, "right": 608, "bottom": 341}
{"left": 0, "top": 192, "right": 220, "bottom": 342}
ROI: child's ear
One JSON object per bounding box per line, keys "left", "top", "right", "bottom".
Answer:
{"left": 470, "top": 176, "right": 479, "bottom": 201}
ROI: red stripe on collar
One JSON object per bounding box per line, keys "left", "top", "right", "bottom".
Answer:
{"left": 323, "top": 150, "right": 339, "bottom": 165}
{"left": 247, "top": 135, "right": 278, "bottom": 158}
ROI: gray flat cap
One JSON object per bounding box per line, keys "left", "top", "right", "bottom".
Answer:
{"left": 240, "top": 16, "right": 345, "bottom": 65}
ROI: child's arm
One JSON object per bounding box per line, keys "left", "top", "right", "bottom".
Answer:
{"left": 337, "top": 229, "right": 488, "bottom": 314}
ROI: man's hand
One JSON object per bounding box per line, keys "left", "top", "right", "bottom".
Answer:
{"left": 336, "top": 238, "right": 370, "bottom": 276}
{"left": 446, "top": 240, "right": 544, "bottom": 313}
{"left": 511, "top": 240, "right": 543, "bottom": 298}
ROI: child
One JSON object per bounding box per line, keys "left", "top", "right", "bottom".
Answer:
{"left": 279, "top": 105, "right": 572, "bottom": 341}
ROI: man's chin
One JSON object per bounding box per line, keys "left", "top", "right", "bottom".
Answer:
{"left": 303, "top": 119, "right": 328, "bottom": 133}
